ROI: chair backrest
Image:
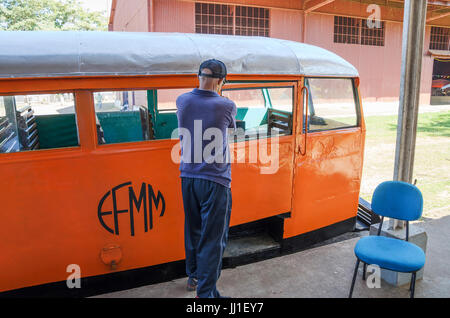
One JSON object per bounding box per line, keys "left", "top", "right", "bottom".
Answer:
{"left": 371, "top": 181, "right": 423, "bottom": 221}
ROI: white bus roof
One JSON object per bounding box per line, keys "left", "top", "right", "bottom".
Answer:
{"left": 0, "top": 31, "right": 359, "bottom": 79}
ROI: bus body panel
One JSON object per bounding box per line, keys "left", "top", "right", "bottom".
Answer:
{"left": 0, "top": 126, "right": 294, "bottom": 292}
{"left": 284, "top": 128, "right": 365, "bottom": 238}
{"left": 0, "top": 73, "right": 364, "bottom": 293}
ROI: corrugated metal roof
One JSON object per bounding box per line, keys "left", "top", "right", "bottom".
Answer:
{"left": 0, "top": 31, "right": 359, "bottom": 79}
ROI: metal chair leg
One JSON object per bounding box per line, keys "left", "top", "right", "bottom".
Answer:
{"left": 362, "top": 262, "right": 367, "bottom": 281}
{"left": 410, "top": 272, "right": 416, "bottom": 298}
{"left": 349, "top": 259, "right": 360, "bottom": 298}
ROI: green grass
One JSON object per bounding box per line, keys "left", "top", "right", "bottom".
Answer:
{"left": 359, "top": 111, "right": 450, "bottom": 217}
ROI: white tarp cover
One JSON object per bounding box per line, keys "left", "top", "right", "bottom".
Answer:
{"left": 0, "top": 31, "right": 359, "bottom": 79}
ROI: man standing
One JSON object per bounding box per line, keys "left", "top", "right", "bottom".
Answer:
{"left": 176, "top": 59, "right": 236, "bottom": 298}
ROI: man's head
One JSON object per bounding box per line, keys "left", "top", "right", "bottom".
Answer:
{"left": 198, "top": 59, "right": 227, "bottom": 93}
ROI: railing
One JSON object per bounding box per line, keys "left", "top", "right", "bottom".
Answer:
{"left": 16, "top": 105, "right": 39, "bottom": 150}
{"left": 267, "top": 108, "right": 292, "bottom": 136}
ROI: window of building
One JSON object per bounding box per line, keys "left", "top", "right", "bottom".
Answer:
{"left": 334, "top": 16, "right": 360, "bottom": 44}
{"left": 195, "top": 3, "right": 269, "bottom": 37}
{"left": 430, "top": 26, "right": 450, "bottom": 51}
{"left": 235, "top": 6, "right": 269, "bottom": 37}
{"left": 0, "top": 93, "right": 78, "bottom": 153}
{"left": 304, "top": 78, "right": 358, "bottom": 132}
{"left": 195, "top": 3, "right": 233, "bottom": 35}
{"left": 334, "top": 15, "right": 385, "bottom": 46}
{"left": 361, "top": 19, "right": 385, "bottom": 46}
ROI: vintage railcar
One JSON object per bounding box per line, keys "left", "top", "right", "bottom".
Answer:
{"left": 0, "top": 31, "right": 365, "bottom": 295}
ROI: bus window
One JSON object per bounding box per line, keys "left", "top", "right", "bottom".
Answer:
{"left": 94, "top": 90, "right": 153, "bottom": 145}
{"left": 222, "top": 85, "right": 294, "bottom": 142}
{"left": 304, "top": 78, "right": 358, "bottom": 132}
{"left": 0, "top": 93, "right": 78, "bottom": 153}
{"left": 150, "top": 88, "right": 192, "bottom": 140}
{"left": 156, "top": 88, "right": 192, "bottom": 112}
{"left": 95, "top": 88, "right": 204, "bottom": 143}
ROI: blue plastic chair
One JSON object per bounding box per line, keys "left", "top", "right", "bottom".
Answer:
{"left": 349, "top": 181, "right": 425, "bottom": 298}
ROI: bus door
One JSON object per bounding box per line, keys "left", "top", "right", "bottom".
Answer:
{"left": 222, "top": 82, "right": 298, "bottom": 226}
{"left": 284, "top": 77, "right": 365, "bottom": 239}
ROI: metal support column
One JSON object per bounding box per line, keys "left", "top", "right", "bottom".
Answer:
{"left": 391, "top": 0, "right": 428, "bottom": 229}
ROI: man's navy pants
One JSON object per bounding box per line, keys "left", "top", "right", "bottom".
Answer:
{"left": 181, "top": 177, "right": 232, "bottom": 298}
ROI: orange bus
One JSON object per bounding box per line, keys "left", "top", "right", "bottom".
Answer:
{"left": 0, "top": 31, "right": 365, "bottom": 296}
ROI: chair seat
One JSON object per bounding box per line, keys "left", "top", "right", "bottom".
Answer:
{"left": 354, "top": 236, "right": 425, "bottom": 273}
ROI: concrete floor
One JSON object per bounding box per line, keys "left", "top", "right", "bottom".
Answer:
{"left": 94, "top": 215, "right": 450, "bottom": 298}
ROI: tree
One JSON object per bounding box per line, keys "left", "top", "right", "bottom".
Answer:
{"left": 0, "top": 0, "right": 107, "bottom": 31}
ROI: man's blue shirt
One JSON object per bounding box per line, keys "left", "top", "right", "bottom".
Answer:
{"left": 176, "top": 88, "right": 237, "bottom": 188}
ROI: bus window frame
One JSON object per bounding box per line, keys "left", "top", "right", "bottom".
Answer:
{"left": 303, "top": 77, "right": 361, "bottom": 134}
{"left": 0, "top": 89, "right": 81, "bottom": 156}
{"left": 89, "top": 87, "right": 198, "bottom": 147}
{"left": 91, "top": 89, "right": 154, "bottom": 146}
{"left": 222, "top": 81, "right": 298, "bottom": 142}
{"left": 0, "top": 75, "right": 305, "bottom": 160}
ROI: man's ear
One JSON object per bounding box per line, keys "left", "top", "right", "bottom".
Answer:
{"left": 217, "top": 79, "right": 225, "bottom": 95}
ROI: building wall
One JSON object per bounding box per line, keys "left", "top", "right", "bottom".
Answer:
{"left": 421, "top": 26, "right": 434, "bottom": 105}
{"left": 111, "top": 0, "right": 442, "bottom": 103}
{"left": 319, "top": 0, "right": 403, "bottom": 23}
{"left": 111, "top": 0, "right": 149, "bottom": 32}
{"left": 154, "top": 0, "right": 195, "bottom": 33}
{"left": 270, "top": 8, "right": 303, "bottom": 42}
{"left": 305, "top": 13, "right": 433, "bottom": 103}
{"left": 305, "top": 14, "right": 401, "bottom": 102}
{"left": 185, "top": 0, "right": 303, "bottom": 11}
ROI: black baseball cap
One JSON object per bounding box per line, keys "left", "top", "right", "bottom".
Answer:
{"left": 198, "top": 59, "right": 227, "bottom": 79}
